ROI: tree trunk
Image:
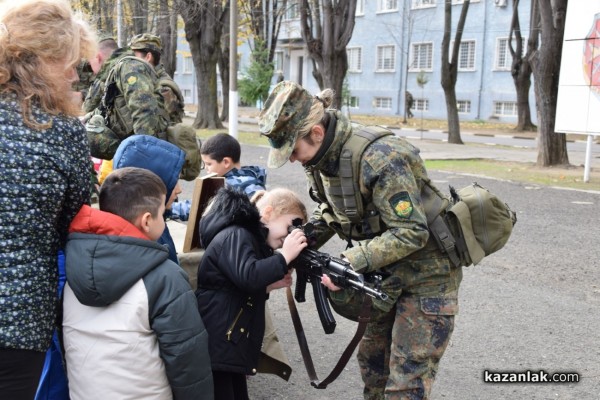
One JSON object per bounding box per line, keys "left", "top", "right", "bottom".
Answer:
{"left": 180, "top": 0, "right": 225, "bottom": 129}
{"left": 530, "top": 0, "right": 569, "bottom": 166}
{"left": 300, "top": 0, "right": 357, "bottom": 108}
{"left": 219, "top": 4, "right": 230, "bottom": 122}
{"left": 158, "top": 0, "right": 177, "bottom": 77}
{"left": 510, "top": 0, "right": 536, "bottom": 131}
{"left": 129, "top": 0, "right": 148, "bottom": 35}
{"left": 440, "top": 0, "right": 470, "bottom": 144}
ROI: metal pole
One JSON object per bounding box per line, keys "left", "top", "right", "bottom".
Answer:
{"left": 229, "top": 0, "right": 238, "bottom": 139}
{"left": 583, "top": 134, "right": 593, "bottom": 183}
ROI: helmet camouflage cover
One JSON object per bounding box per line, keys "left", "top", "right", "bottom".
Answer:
{"left": 129, "top": 33, "right": 162, "bottom": 54}
{"left": 258, "top": 81, "right": 314, "bottom": 168}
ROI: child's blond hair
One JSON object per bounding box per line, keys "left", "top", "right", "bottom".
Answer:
{"left": 251, "top": 188, "right": 307, "bottom": 223}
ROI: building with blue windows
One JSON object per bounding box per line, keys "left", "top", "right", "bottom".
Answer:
{"left": 173, "top": 0, "right": 536, "bottom": 123}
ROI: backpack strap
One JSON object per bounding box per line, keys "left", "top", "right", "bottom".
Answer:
{"left": 339, "top": 126, "right": 393, "bottom": 225}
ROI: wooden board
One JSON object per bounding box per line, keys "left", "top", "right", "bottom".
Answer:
{"left": 182, "top": 173, "right": 225, "bottom": 253}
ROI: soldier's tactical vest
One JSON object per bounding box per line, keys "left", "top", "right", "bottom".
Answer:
{"left": 306, "top": 125, "right": 393, "bottom": 241}
{"left": 102, "top": 56, "right": 168, "bottom": 140}
{"left": 306, "top": 125, "right": 457, "bottom": 262}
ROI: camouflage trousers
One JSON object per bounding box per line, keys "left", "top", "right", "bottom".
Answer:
{"left": 357, "top": 261, "right": 462, "bottom": 400}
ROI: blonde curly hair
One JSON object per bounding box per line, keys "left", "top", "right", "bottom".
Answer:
{"left": 0, "top": 0, "right": 97, "bottom": 129}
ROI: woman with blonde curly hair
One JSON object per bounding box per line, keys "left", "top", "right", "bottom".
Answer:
{"left": 0, "top": 0, "right": 96, "bottom": 397}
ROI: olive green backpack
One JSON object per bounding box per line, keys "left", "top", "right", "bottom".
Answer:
{"left": 444, "top": 183, "right": 517, "bottom": 266}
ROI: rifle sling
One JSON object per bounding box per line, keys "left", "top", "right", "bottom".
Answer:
{"left": 285, "top": 287, "right": 372, "bottom": 389}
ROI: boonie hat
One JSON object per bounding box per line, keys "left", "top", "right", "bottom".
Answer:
{"left": 129, "top": 33, "right": 162, "bottom": 54}
{"left": 258, "top": 81, "right": 314, "bottom": 168}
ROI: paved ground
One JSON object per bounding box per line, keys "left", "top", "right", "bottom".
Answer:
{"left": 170, "top": 118, "right": 600, "bottom": 399}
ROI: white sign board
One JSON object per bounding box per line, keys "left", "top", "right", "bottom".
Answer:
{"left": 555, "top": 4, "right": 600, "bottom": 136}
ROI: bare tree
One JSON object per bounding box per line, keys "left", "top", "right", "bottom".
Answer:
{"left": 157, "top": 0, "right": 178, "bottom": 77}
{"left": 441, "top": 0, "right": 470, "bottom": 144}
{"left": 529, "top": 0, "right": 569, "bottom": 166}
{"left": 509, "top": 0, "right": 536, "bottom": 131}
{"left": 178, "top": 0, "right": 227, "bottom": 129}
{"left": 240, "top": 0, "right": 286, "bottom": 64}
{"left": 299, "top": 0, "right": 357, "bottom": 108}
{"left": 218, "top": 2, "right": 230, "bottom": 122}
{"left": 129, "top": 0, "right": 149, "bottom": 34}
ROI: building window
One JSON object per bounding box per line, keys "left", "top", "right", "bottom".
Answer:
{"left": 183, "top": 89, "right": 192, "bottom": 99}
{"left": 495, "top": 37, "right": 525, "bottom": 70}
{"left": 286, "top": 0, "right": 300, "bottom": 20}
{"left": 374, "top": 97, "right": 392, "bottom": 110}
{"left": 274, "top": 51, "right": 284, "bottom": 72}
{"left": 494, "top": 101, "right": 518, "bottom": 116}
{"left": 349, "top": 96, "right": 360, "bottom": 108}
{"left": 410, "top": 42, "right": 433, "bottom": 71}
{"left": 457, "top": 100, "right": 471, "bottom": 113}
{"left": 414, "top": 98, "right": 429, "bottom": 111}
{"left": 348, "top": 47, "right": 362, "bottom": 72}
{"left": 412, "top": 0, "right": 436, "bottom": 9}
{"left": 378, "top": 0, "right": 398, "bottom": 12}
{"left": 458, "top": 40, "right": 476, "bottom": 70}
{"left": 356, "top": 0, "right": 365, "bottom": 15}
{"left": 183, "top": 56, "right": 193, "bottom": 74}
{"left": 376, "top": 45, "right": 395, "bottom": 72}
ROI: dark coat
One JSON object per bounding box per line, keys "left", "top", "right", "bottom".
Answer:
{"left": 196, "top": 187, "right": 288, "bottom": 375}
{"left": 0, "top": 92, "right": 90, "bottom": 352}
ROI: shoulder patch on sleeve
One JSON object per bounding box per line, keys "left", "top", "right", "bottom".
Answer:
{"left": 389, "top": 191, "right": 413, "bottom": 219}
{"left": 127, "top": 76, "right": 137, "bottom": 85}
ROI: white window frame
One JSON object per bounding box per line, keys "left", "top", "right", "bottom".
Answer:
{"left": 493, "top": 101, "right": 518, "bottom": 116}
{"left": 377, "top": 0, "right": 398, "bottom": 13}
{"left": 347, "top": 47, "right": 363, "bottom": 73}
{"left": 495, "top": 37, "right": 526, "bottom": 71}
{"left": 349, "top": 96, "right": 360, "bottom": 108}
{"left": 452, "top": 39, "right": 476, "bottom": 71}
{"left": 411, "top": 0, "right": 436, "bottom": 9}
{"left": 374, "top": 97, "right": 393, "bottom": 110}
{"left": 376, "top": 45, "right": 396, "bottom": 72}
{"left": 452, "top": 0, "right": 480, "bottom": 3}
{"left": 356, "top": 0, "right": 365, "bottom": 16}
{"left": 183, "top": 56, "right": 193, "bottom": 74}
{"left": 414, "top": 98, "right": 429, "bottom": 111}
{"left": 457, "top": 100, "right": 471, "bottom": 113}
{"left": 410, "top": 42, "right": 433, "bottom": 72}
{"left": 286, "top": 0, "right": 300, "bottom": 20}
{"left": 274, "top": 51, "right": 284, "bottom": 72}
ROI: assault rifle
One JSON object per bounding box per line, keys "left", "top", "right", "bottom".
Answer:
{"left": 288, "top": 220, "right": 389, "bottom": 334}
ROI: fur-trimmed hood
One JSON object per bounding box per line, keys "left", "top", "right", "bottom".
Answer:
{"left": 199, "top": 186, "right": 266, "bottom": 249}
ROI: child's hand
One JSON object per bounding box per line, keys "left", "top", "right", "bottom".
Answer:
{"left": 321, "top": 275, "right": 342, "bottom": 291}
{"left": 267, "top": 269, "right": 294, "bottom": 293}
{"left": 280, "top": 228, "right": 308, "bottom": 264}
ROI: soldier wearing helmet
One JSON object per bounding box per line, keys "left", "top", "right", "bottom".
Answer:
{"left": 129, "top": 33, "right": 185, "bottom": 124}
{"left": 259, "top": 81, "right": 463, "bottom": 400}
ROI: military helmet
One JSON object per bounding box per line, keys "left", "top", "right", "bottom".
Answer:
{"left": 129, "top": 33, "right": 162, "bottom": 54}
{"left": 258, "top": 81, "right": 315, "bottom": 168}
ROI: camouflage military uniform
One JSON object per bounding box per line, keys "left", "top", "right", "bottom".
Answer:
{"left": 129, "top": 33, "right": 185, "bottom": 124}
{"left": 156, "top": 64, "right": 185, "bottom": 124}
{"left": 73, "top": 60, "right": 96, "bottom": 101}
{"left": 83, "top": 48, "right": 169, "bottom": 159}
{"left": 259, "top": 81, "right": 463, "bottom": 400}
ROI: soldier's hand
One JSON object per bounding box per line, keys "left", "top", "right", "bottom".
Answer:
{"left": 321, "top": 275, "right": 341, "bottom": 291}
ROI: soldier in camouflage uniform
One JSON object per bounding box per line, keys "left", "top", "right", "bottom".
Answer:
{"left": 129, "top": 33, "right": 185, "bottom": 124}
{"left": 83, "top": 35, "right": 169, "bottom": 159}
{"left": 258, "top": 81, "right": 463, "bottom": 400}
{"left": 73, "top": 60, "right": 95, "bottom": 104}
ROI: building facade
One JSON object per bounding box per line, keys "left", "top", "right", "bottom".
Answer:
{"left": 174, "top": 0, "right": 536, "bottom": 123}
